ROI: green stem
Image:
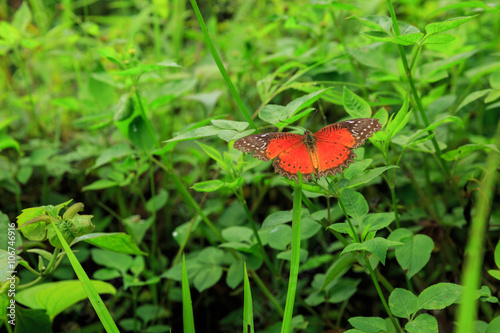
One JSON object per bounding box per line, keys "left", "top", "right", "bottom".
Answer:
{"left": 364, "top": 256, "right": 402, "bottom": 332}
{"left": 249, "top": 268, "right": 284, "bottom": 316}
{"left": 235, "top": 189, "right": 277, "bottom": 275}
{"left": 189, "top": 0, "right": 257, "bottom": 130}
{"left": 337, "top": 195, "right": 360, "bottom": 243}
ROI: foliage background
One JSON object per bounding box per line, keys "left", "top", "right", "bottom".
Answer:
{"left": 1, "top": 0, "right": 499, "bottom": 332}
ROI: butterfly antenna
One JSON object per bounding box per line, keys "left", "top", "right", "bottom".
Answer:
{"left": 303, "top": 109, "right": 319, "bottom": 131}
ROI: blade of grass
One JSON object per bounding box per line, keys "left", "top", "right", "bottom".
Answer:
{"left": 189, "top": 0, "right": 257, "bottom": 131}
{"left": 243, "top": 262, "right": 255, "bottom": 333}
{"left": 49, "top": 222, "right": 119, "bottom": 333}
{"left": 456, "top": 121, "right": 500, "bottom": 332}
{"left": 281, "top": 173, "right": 303, "bottom": 333}
{"left": 182, "top": 254, "right": 196, "bottom": 333}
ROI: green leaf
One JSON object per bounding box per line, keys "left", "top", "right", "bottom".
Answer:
{"left": 417, "top": 283, "right": 462, "bottom": 310}
{"left": 362, "top": 213, "right": 395, "bottom": 233}
{"left": 261, "top": 211, "right": 292, "bottom": 230}
{"left": 425, "top": 15, "right": 478, "bottom": 35}
{"left": 405, "top": 313, "right": 438, "bottom": 333}
{"left": 342, "top": 237, "right": 400, "bottom": 265}
{"left": 394, "top": 33, "right": 424, "bottom": 45}
{"left": 197, "top": 141, "right": 224, "bottom": 165}
{"left": 457, "top": 89, "right": 493, "bottom": 112}
{"left": 340, "top": 189, "right": 368, "bottom": 222}
{"left": 12, "top": 1, "right": 32, "bottom": 32}
{"left": 395, "top": 234, "right": 434, "bottom": 279}
{"left": 82, "top": 179, "right": 119, "bottom": 191}
{"left": 422, "top": 34, "right": 455, "bottom": 45}
{"left": 259, "top": 104, "right": 288, "bottom": 124}
{"left": 145, "top": 189, "right": 169, "bottom": 213}
{"left": 91, "top": 143, "right": 133, "bottom": 170}
{"left": 191, "top": 180, "right": 223, "bottom": 192}
{"left": 222, "top": 226, "right": 254, "bottom": 243}
{"left": 128, "top": 116, "right": 156, "bottom": 151}
{"left": 389, "top": 288, "right": 418, "bottom": 319}
{"left": 345, "top": 166, "right": 399, "bottom": 189}
{"left": 16, "top": 280, "right": 116, "bottom": 321}
{"left": 386, "top": 95, "right": 410, "bottom": 139}
{"left": 362, "top": 30, "right": 393, "bottom": 43}
{"left": 348, "top": 316, "right": 386, "bottom": 332}
{"left": 166, "top": 125, "right": 220, "bottom": 142}
{"left": 14, "top": 308, "right": 52, "bottom": 333}
{"left": 343, "top": 87, "right": 371, "bottom": 118}
{"left": 442, "top": 144, "right": 499, "bottom": 161}
{"left": 343, "top": 159, "right": 373, "bottom": 181}
{"left": 16, "top": 207, "right": 48, "bottom": 241}
{"left": 486, "top": 316, "right": 500, "bottom": 333}
{"left": 350, "top": 15, "right": 392, "bottom": 32}
{"left": 182, "top": 254, "right": 195, "bottom": 333}
{"left": 320, "top": 253, "right": 357, "bottom": 290}
{"left": 211, "top": 119, "right": 249, "bottom": 131}
{"left": 285, "top": 88, "right": 328, "bottom": 114}
{"left": 113, "top": 94, "right": 134, "bottom": 121}
{"left": 91, "top": 248, "right": 133, "bottom": 274}
{"left": 76, "top": 232, "right": 147, "bottom": 255}
{"left": 243, "top": 263, "right": 254, "bottom": 333}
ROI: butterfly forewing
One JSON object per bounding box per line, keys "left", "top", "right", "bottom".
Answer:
{"left": 234, "top": 132, "right": 304, "bottom": 161}
{"left": 314, "top": 118, "right": 381, "bottom": 148}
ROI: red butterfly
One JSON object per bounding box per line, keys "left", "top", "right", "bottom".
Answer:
{"left": 234, "top": 118, "right": 382, "bottom": 181}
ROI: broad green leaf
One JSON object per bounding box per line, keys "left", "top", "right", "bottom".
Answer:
{"left": 128, "top": 116, "right": 156, "bottom": 151}
{"left": 75, "top": 232, "right": 147, "bottom": 255}
{"left": 166, "top": 125, "right": 220, "bottom": 142}
{"left": 350, "top": 15, "right": 393, "bottom": 32}
{"left": 227, "top": 261, "right": 244, "bottom": 289}
{"left": 222, "top": 226, "right": 254, "bottom": 243}
{"left": 145, "top": 189, "right": 169, "bottom": 213}
{"left": 348, "top": 316, "right": 386, "bottom": 332}
{"left": 261, "top": 211, "right": 292, "bottom": 230}
{"left": 441, "top": 144, "right": 499, "bottom": 161}
{"left": 395, "top": 234, "right": 434, "bottom": 279}
{"left": 259, "top": 104, "right": 288, "bottom": 124}
{"left": 394, "top": 33, "right": 424, "bottom": 45}
{"left": 340, "top": 189, "right": 368, "bottom": 221}
{"left": 345, "top": 166, "right": 398, "bottom": 189}
{"left": 486, "top": 316, "right": 500, "bottom": 333}
{"left": 423, "top": 34, "right": 455, "bottom": 45}
{"left": 16, "top": 280, "right": 116, "bottom": 321}
{"left": 490, "top": 72, "right": 500, "bottom": 90}
{"left": 457, "top": 89, "right": 493, "bottom": 112}
{"left": 14, "top": 308, "right": 52, "bottom": 332}
{"left": 417, "top": 283, "right": 462, "bottom": 310}
{"left": 405, "top": 313, "right": 438, "bottom": 333}
{"left": 91, "top": 249, "right": 133, "bottom": 274}
{"left": 113, "top": 95, "right": 134, "bottom": 121}
{"left": 197, "top": 141, "right": 224, "bottom": 165}
{"left": 389, "top": 288, "right": 418, "bottom": 319}
{"left": 276, "top": 248, "right": 308, "bottom": 262}
{"left": 363, "top": 30, "right": 393, "bottom": 43}
{"left": 343, "top": 159, "right": 373, "bottom": 180}
{"left": 16, "top": 207, "right": 48, "bottom": 241}
{"left": 343, "top": 87, "right": 371, "bottom": 118}
{"left": 91, "top": 143, "right": 133, "bottom": 170}
{"left": 342, "top": 237, "right": 400, "bottom": 265}
{"left": 222, "top": 129, "right": 255, "bottom": 142}
{"left": 362, "top": 213, "right": 395, "bottom": 233}
{"left": 12, "top": 1, "right": 32, "bottom": 32}
{"left": 286, "top": 89, "right": 328, "bottom": 114}
{"left": 425, "top": 15, "right": 478, "bottom": 35}
{"left": 320, "top": 253, "right": 357, "bottom": 290}
{"left": 268, "top": 224, "right": 292, "bottom": 250}
{"left": 193, "top": 265, "right": 223, "bottom": 292}
{"left": 211, "top": 119, "right": 249, "bottom": 131}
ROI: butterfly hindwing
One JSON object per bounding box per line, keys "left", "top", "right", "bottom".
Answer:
{"left": 234, "top": 132, "right": 304, "bottom": 161}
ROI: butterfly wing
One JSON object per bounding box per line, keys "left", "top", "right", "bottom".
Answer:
{"left": 272, "top": 142, "right": 316, "bottom": 181}
{"left": 234, "top": 132, "right": 304, "bottom": 161}
{"left": 313, "top": 118, "right": 381, "bottom": 177}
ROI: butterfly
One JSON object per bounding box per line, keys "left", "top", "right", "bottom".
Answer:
{"left": 234, "top": 118, "right": 382, "bottom": 181}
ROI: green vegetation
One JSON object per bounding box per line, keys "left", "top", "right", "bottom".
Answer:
{"left": 1, "top": 1, "right": 500, "bottom": 332}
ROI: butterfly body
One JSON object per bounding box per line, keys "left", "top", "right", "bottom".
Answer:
{"left": 234, "top": 118, "right": 381, "bottom": 181}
